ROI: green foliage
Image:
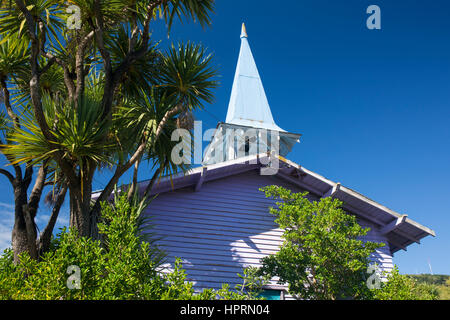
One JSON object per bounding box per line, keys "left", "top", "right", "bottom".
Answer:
{"left": 105, "top": 25, "right": 160, "bottom": 100}
{"left": 0, "top": 0, "right": 65, "bottom": 41}
{"left": 372, "top": 267, "right": 438, "bottom": 300}
{"left": 3, "top": 94, "right": 114, "bottom": 168}
{"left": 236, "top": 266, "right": 270, "bottom": 299}
{"left": 257, "top": 185, "right": 385, "bottom": 300}
{"left": 408, "top": 274, "right": 449, "bottom": 286}
{"left": 0, "top": 37, "right": 29, "bottom": 78}
{"left": 439, "top": 281, "right": 450, "bottom": 300}
{"left": 0, "top": 0, "right": 218, "bottom": 216}
{"left": 0, "top": 192, "right": 263, "bottom": 300}
{"left": 12, "top": 57, "right": 66, "bottom": 105}
{"left": 407, "top": 274, "right": 450, "bottom": 300}
{"left": 159, "top": 42, "right": 218, "bottom": 109}
{"left": 159, "top": 0, "right": 215, "bottom": 30}
{"left": 157, "top": 260, "right": 266, "bottom": 300}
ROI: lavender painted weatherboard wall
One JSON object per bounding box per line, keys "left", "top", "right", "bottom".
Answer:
{"left": 143, "top": 169, "right": 393, "bottom": 296}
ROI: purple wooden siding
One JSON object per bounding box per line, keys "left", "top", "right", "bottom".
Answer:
{"left": 358, "top": 218, "right": 394, "bottom": 275}
{"left": 143, "top": 169, "right": 393, "bottom": 295}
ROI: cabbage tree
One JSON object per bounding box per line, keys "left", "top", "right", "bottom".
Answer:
{"left": 0, "top": 0, "right": 217, "bottom": 258}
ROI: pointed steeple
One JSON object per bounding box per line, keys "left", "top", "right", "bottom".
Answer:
{"left": 202, "top": 24, "right": 301, "bottom": 165}
{"left": 225, "top": 23, "right": 285, "bottom": 132}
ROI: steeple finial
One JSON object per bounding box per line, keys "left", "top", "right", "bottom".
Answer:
{"left": 240, "top": 22, "right": 248, "bottom": 38}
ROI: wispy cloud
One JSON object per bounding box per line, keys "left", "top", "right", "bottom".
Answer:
{"left": 0, "top": 202, "right": 14, "bottom": 210}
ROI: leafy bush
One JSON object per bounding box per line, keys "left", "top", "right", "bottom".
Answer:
{"left": 255, "top": 185, "right": 439, "bottom": 301}
{"left": 0, "top": 193, "right": 263, "bottom": 300}
{"left": 372, "top": 267, "right": 438, "bottom": 300}
{"left": 257, "top": 185, "right": 385, "bottom": 300}
{"left": 406, "top": 274, "right": 450, "bottom": 300}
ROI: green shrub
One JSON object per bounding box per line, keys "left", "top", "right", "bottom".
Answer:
{"left": 257, "top": 186, "right": 384, "bottom": 300}
{"left": 372, "top": 266, "right": 439, "bottom": 300}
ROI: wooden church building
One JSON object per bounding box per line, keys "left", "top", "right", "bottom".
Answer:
{"left": 109, "top": 24, "right": 435, "bottom": 299}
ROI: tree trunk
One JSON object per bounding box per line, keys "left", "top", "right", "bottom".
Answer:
{"left": 127, "top": 154, "right": 142, "bottom": 201}
{"left": 68, "top": 166, "right": 94, "bottom": 238}
{"left": 69, "top": 188, "right": 91, "bottom": 237}
{"left": 37, "top": 184, "right": 68, "bottom": 255}
{"left": 11, "top": 221, "right": 29, "bottom": 263}
{"left": 11, "top": 183, "right": 37, "bottom": 263}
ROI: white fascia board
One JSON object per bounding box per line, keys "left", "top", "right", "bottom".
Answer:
{"left": 338, "top": 185, "right": 435, "bottom": 238}
{"left": 283, "top": 159, "right": 435, "bottom": 239}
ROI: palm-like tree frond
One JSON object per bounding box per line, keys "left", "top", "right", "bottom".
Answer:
{"left": 105, "top": 24, "right": 161, "bottom": 100}
{"left": 160, "top": 0, "right": 215, "bottom": 30}
{"left": 0, "top": 37, "right": 29, "bottom": 78}
{"left": 0, "top": 0, "right": 65, "bottom": 41}
{"left": 12, "top": 57, "right": 66, "bottom": 105}
{"left": 2, "top": 94, "right": 116, "bottom": 168}
{"left": 159, "top": 41, "right": 218, "bottom": 110}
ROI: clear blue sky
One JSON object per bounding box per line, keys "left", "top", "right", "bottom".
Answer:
{"left": 0, "top": 0, "right": 449, "bottom": 275}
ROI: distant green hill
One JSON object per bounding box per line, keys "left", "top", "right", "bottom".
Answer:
{"left": 407, "top": 274, "right": 450, "bottom": 300}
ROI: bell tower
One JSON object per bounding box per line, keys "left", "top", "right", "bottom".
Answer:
{"left": 203, "top": 23, "right": 300, "bottom": 165}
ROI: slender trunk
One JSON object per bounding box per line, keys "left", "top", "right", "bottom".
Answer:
{"left": 27, "top": 164, "right": 47, "bottom": 221}
{"left": 0, "top": 77, "right": 20, "bottom": 128}
{"left": 127, "top": 154, "right": 142, "bottom": 201}
{"left": 143, "top": 165, "right": 164, "bottom": 198}
{"left": 11, "top": 183, "right": 37, "bottom": 263}
{"left": 92, "top": 104, "right": 183, "bottom": 216}
{"left": 38, "top": 184, "right": 68, "bottom": 255}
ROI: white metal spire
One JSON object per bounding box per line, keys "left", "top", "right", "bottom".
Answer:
{"left": 225, "top": 23, "right": 285, "bottom": 132}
